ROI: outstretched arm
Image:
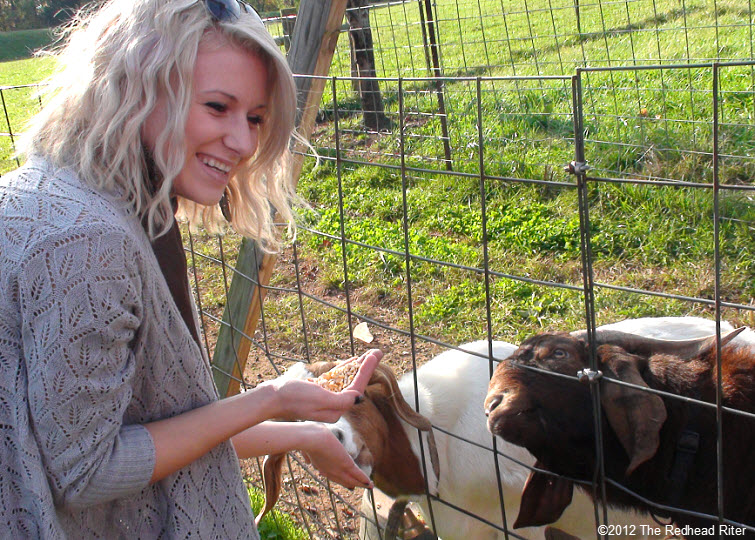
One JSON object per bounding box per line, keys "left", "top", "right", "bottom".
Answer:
{"left": 145, "top": 349, "right": 382, "bottom": 484}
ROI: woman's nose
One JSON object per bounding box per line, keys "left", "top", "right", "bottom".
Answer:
{"left": 224, "top": 116, "right": 257, "bottom": 158}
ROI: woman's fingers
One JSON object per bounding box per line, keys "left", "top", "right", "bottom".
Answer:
{"left": 344, "top": 349, "right": 382, "bottom": 395}
{"left": 337, "top": 459, "right": 373, "bottom": 489}
{"left": 302, "top": 435, "right": 374, "bottom": 489}
{"left": 342, "top": 467, "right": 373, "bottom": 490}
{"left": 270, "top": 349, "right": 383, "bottom": 421}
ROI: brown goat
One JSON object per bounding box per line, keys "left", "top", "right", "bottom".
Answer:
{"left": 484, "top": 327, "right": 755, "bottom": 537}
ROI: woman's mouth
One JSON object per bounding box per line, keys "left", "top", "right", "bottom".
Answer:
{"left": 200, "top": 156, "right": 232, "bottom": 175}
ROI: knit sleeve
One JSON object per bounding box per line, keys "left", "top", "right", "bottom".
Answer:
{"left": 18, "top": 227, "right": 156, "bottom": 508}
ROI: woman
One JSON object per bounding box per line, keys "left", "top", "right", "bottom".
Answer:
{"left": 0, "top": 0, "right": 381, "bottom": 538}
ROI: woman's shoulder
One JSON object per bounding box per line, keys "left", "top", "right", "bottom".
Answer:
{"left": 1, "top": 156, "right": 147, "bottom": 265}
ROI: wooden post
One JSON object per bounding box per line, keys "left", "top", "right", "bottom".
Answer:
{"left": 212, "top": 0, "right": 349, "bottom": 397}
{"left": 288, "top": 0, "right": 350, "bottom": 178}
{"left": 280, "top": 7, "right": 297, "bottom": 51}
{"left": 346, "top": 0, "right": 392, "bottom": 131}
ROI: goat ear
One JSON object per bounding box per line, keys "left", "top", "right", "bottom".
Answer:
{"left": 598, "top": 345, "right": 667, "bottom": 476}
{"left": 369, "top": 365, "right": 441, "bottom": 482}
{"left": 514, "top": 462, "right": 574, "bottom": 529}
{"left": 255, "top": 453, "right": 287, "bottom": 526}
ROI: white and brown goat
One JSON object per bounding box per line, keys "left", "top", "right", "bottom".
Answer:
{"left": 261, "top": 328, "right": 676, "bottom": 539}
{"left": 485, "top": 317, "right": 755, "bottom": 536}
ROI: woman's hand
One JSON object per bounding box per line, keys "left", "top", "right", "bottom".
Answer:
{"left": 299, "top": 423, "right": 373, "bottom": 490}
{"left": 263, "top": 349, "right": 382, "bottom": 423}
{"left": 145, "top": 349, "right": 382, "bottom": 484}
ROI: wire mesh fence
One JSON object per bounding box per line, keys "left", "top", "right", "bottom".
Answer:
{"left": 2, "top": 0, "right": 755, "bottom": 538}
{"left": 220, "top": 68, "right": 754, "bottom": 540}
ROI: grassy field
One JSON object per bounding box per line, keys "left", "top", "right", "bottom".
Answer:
{"left": 0, "top": 56, "right": 56, "bottom": 171}
{"left": 4, "top": 0, "right": 752, "bottom": 349}
{"left": 273, "top": 0, "right": 755, "bottom": 353}
{"left": 0, "top": 28, "right": 56, "bottom": 62}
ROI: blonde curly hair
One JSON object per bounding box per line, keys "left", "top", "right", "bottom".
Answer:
{"left": 19, "top": 0, "right": 298, "bottom": 250}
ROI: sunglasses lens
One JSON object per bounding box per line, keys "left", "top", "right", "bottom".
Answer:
{"left": 204, "top": 0, "right": 240, "bottom": 21}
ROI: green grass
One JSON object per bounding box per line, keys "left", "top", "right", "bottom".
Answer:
{"left": 0, "top": 55, "right": 56, "bottom": 85}
{"left": 295, "top": 159, "right": 754, "bottom": 346}
{"left": 1, "top": 56, "right": 57, "bottom": 174}
{"left": 2, "top": 0, "right": 753, "bottom": 350}
{"left": 290, "top": 1, "right": 754, "bottom": 346}
{"left": 248, "top": 486, "right": 308, "bottom": 540}
{"left": 289, "top": 0, "right": 755, "bottom": 346}
{"left": 0, "top": 28, "right": 57, "bottom": 62}
{"left": 249, "top": 487, "right": 308, "bottom": 540}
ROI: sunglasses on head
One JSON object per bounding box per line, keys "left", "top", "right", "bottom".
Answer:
{"left": 203, "top": 0, "right": 263, "bottom": 24}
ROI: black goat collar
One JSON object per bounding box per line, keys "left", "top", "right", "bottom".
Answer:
{"left": 666, "top": 428, "right": 700, "bottom": 507}
{"left": 665, "top": 398, "right": 702, "bottom": 512}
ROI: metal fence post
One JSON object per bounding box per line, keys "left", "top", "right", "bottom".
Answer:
{"left": 417, "top": 0, "right": 453, "bottom": 171}
{"left": 0, "top": 88, "right": 21, "bottom": 169}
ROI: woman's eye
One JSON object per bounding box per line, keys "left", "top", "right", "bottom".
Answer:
{"left": 206, "top": 102, "right": 227, "bottom": 113}
{"left": 248, "top": 115, "right": 264, "bottom": 126}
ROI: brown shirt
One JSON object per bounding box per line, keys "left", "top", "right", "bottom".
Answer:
{"left": 148, "top": 216, "right": 202, "bottom": 349}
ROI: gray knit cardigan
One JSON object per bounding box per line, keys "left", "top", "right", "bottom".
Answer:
{"left": 0, "top": 157, "right": 259, "bottom": 539}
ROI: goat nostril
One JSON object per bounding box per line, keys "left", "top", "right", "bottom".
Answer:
{"left": 485, "top": 395, "right": 502, "bottom": 416}
{"left": 335, "top": 429, "right": 345, "bottom": 444}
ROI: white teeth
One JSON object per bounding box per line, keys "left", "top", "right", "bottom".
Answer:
{"left": 201, "top": 157, "right": 231, "bottom": 173}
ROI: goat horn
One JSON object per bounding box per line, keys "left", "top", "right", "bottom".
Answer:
{"left": 372, "top": 365, "right": 441, "bottom": 482}
{"left": 570, "top": 327, "right": 746, "bottom": 360}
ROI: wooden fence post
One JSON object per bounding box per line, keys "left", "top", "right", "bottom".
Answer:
{"left": 346, "top": 0, "right": 392, "bottom": 131}
{"left": 280, "top": 7, "right": 297, "bottom": 51}
{"left": 212, "top": 0, "right": 349, "bottom": 397}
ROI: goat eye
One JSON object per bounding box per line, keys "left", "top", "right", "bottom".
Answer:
{"left": 552, "top": 348, "right": 567, "bottom": 359}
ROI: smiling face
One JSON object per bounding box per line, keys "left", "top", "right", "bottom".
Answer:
{"left": 142, "top": 35, "right": 269, "bottom": 205}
